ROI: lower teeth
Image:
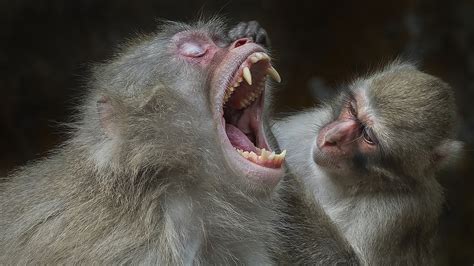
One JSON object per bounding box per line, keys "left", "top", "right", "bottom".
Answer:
{"left": 235, "top": 148, "right": 286, "bottom": 166}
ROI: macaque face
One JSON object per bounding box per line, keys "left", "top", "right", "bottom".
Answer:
{"left": 314, "top": 89, "right": 379, "bottom": 174}
{"left": 306, "top": 63, "right": 457, "bottom": 181}
{"left": 166, "top": 25, "right": 285, "bottom": 187}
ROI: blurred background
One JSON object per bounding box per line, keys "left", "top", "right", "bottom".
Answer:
{"left": 1, "top": 0, "right": 473, "bottom": 263}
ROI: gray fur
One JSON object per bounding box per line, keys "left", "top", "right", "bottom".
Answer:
{"left": 273, "top": 174, "right": 360, "bottom": 265}
{"left": 273, "top": 62, "right": 462, "bottom": 265}
{"left": 227, "top": 21, "right": 271, "bottom": 48}
{"left": 0, "top": 19, "right": 278, "bottom": 265}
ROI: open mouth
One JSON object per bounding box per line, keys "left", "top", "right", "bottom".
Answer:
{"left": 213, "top": 49, "right": 286, "bottom": 182}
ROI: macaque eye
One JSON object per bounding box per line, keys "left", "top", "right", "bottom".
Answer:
{"left": 179, "top": 42, "right": 207, "bottom": 58}
{"left": 362, "top": 128, "right": 376, "bottom": 145}
{"left": 348, "top": 101, "right": 357, "bottom": 116}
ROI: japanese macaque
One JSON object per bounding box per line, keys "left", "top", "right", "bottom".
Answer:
{"left": 273, "top": 62, "right": 463, "bottom": 265}
{"left": 0, "top": 19, "right": 286, "bottom": 264}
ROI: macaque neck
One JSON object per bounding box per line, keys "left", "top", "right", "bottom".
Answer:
{"left": 300, "top": 165, "right": 348, "bottom": 209}
{"left": 162, "top": 194, "right": 204, "bottom": 263}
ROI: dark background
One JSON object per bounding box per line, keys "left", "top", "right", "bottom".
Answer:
{"left": 1, "top": 0, "right": 473, "bottom": 264}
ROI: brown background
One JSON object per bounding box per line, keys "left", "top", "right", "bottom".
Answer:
{"left": 1, "top": 0, "right": 473, "bottom": 264}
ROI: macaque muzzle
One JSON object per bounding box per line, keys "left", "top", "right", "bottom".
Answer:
{"left": 222, "top": 52, "right": 285, "bottom": 168}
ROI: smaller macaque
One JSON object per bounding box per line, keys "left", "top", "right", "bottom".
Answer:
{"left": 273, "top": 61, "right": 462, "bottom": 265}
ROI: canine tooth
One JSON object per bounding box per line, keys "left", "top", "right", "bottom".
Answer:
{"left": 256, "top": 53, "right": 263, "bottom": 59}
{"left": 268, "top": 67, "right": 281, "bottom": 83}
{"left": 243, "top": 67, "right": 252, "bottom": 85}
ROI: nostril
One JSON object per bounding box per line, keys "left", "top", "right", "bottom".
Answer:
{"left": 233, "top": 38, "right": 250, "bottom": 48}
{"left": 317, "top": 136, "right": 337, "bottom": 150}
{"left": 323, "top": 133, "right": 340, "bottom": 147}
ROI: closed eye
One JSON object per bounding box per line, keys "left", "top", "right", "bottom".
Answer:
{"left": 179, "top": 42, "right": 207, "bottom": 58}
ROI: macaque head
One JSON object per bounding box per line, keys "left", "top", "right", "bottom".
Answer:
{"left": 314, "top": 62, "right": 462, "bottom": 182}
{"left": 83, "top": 19, "right": 284, "bottom": 191}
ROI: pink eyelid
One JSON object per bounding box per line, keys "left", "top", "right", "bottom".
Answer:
{"left": 179, "top": 42, "right": 207, "bottom": 58}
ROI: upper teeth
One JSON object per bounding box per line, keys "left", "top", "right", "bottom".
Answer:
{"left": 243, "top": 67, "right": 252, "bottom": 85}
{"left": 249, "top": 52, "right": 270, "bottom": 63}
{"left": 267, "top": 66, "right": 281, "bottom": 83}
{"left": 223, "top": 52, "right": 281, "bottom": 107}
{"left": 239, "top": 78, "right": 265, "bottom": 109}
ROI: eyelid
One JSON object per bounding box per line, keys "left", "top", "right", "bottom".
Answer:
{"left": 345, "top": 97, "right": 357, "bottom": 118}
{"left": 363, "top": 127, "right": 378, "bottom": 145}
{"left": 179, "top": 41, "right": 207, "bottom": 58}
{"left": 349, "top": 101, "right": 357, "bottom": 116}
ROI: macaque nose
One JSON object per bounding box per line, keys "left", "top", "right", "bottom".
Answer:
{"left": 231, "top": 38, "right": 252, "bottom": 49}
{"left": 319, "top": 120, "right": 359, "bottom": 149}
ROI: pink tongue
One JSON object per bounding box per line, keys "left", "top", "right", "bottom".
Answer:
{"left": 225, "top": 124, "right": 257, "bottom": 153}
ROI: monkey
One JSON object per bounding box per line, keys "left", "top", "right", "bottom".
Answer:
{"left": 0, "top": 18, "right": 288, "bottom": 264}
{"left": 229, "top": 21, "right": 360, "bottom": 265}
{"left": 272, "top": 61, "right": 463, "bottom": 265}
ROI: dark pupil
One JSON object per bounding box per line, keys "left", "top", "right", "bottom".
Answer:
{"left": 363, "top": 129, "right": 373, "bottom": 144}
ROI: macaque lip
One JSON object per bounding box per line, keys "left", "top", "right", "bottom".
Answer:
{"left": 211, "top": 44, "right": 284, "bottom": 187}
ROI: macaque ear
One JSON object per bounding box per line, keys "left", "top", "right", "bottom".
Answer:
{"left": 433, "top": 139, "right": 464, "bottom": 169}
{"left": 97, "top": 96, "right": 117, "bottom": 138}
